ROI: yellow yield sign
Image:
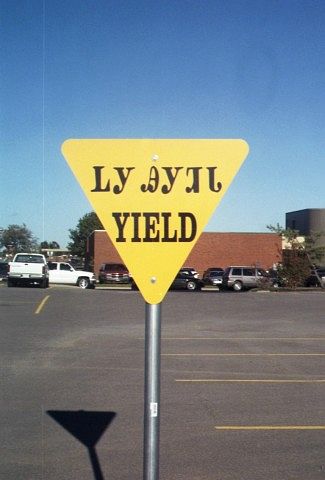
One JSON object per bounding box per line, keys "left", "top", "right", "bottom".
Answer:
{"left": 62, "top": 139, "right": 249, "bottom": 304}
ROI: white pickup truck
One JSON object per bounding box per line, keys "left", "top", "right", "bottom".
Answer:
{"left": 48, "top": 262, "right": 96, "bottom": 289}
{"left": 8, "top": 253, "right": 49, "bottom": 288}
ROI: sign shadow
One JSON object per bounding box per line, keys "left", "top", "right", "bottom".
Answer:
{"left": 47, "top": 410, "right": 116, "bottom": 480}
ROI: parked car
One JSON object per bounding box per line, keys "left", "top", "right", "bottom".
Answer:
{"left": 202, "top": 269, "right": 224, "bottom": 287}
{"left": 0, "top": 262, "right": 9, "bottom": 281}
{"left": 179, "top": 267, "right": 199, "bottom": 278}
{"left": 48, "top": 262, "right": 96, "bottom": 289}
{"left": 203, "top": 267, "right": 224, "bottom": 277}
{"left": 222, "top": 266, "right": 277, "bottom": 292}
{"left": 8, "top": 253, "right": 49, "bottom": 288}
{"left": 170, "top": 271, "right": 202, "bottom": 291}
{"left": 99, "top": 262, "right": 131, "bottom": 284}
{"left": 305, "top": 268, "right": 325, "bottom": 287}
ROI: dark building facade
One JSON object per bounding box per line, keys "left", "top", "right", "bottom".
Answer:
{"left": 286, "top": 209, "right": 325, "bottom": 235}
{"left": 87, "top": 230, "right": 282, "bottom": 277}
{"left": 286, "top": 209, "right": 325, "bottom": 263}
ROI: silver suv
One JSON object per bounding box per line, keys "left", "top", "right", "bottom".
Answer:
{"left": 222, "top": 266, "right": 276, "bottom": 291}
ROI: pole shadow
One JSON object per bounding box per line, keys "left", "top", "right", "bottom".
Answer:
{"left": 47, "top": 410, "right": 116, "bottom": 480}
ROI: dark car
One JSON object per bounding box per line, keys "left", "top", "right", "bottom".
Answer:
{"left": 203, "top": 267, "right": 224, "bottom": 276}
{"left": 98, "top": 262, "right": 131, "bottom": 284}
{"left": 202, "top": 269, "right": 224, "bottom": 287}
{"left": 0, "top": 262, "right": 9, "bottom": 281}
{"left": 170, "top": 271, "right": 202, "bottom": 291}
{"left": 179, "top": 267, "right": 199, "bottom": 278}
{"left": 305, "top": 268, "right": 325, "bottom": 287}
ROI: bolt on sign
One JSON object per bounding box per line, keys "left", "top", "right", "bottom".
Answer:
{"left": 62, "top": 139, "right": 249, "bottom": 304}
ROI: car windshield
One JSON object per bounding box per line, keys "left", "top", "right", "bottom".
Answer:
{"left": 180, "top": 269, "right": 196, "bottom": 275}
{"left": 15, "top": 255, "right": 44, "bottom": 263}
{"left": 104, "top": 263, "right": 127, "bottom": 271}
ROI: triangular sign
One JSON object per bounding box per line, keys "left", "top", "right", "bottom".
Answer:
{"left": 62, "top": 139, "right": 249, "bottom": 304}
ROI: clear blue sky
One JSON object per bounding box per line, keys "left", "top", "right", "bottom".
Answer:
{"left": 1, "top": 0, "right": 324, "bottom": 248}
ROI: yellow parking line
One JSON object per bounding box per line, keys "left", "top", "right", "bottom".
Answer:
{"left": 175, "top": 379, "right": 325, "bottom": 383}
{"left": 35, "top": 295, "right": 50, "bottom": 314}
{"left": 215, "top": 426, "right": 325, "bottom": 430}
{"left": 164, "top": 353, "right": 325, "bottom": 356}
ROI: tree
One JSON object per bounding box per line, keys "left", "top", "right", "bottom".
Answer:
{"left": 0, "top": 224, "right": 39, "bottom": 255}
{"left": 304, "top": 231, "right": 325, "bottom": 266}
{"left": 41, "top": 241, "right": 60, "bottom": 249}
{"left": 267, "top": 224, "right": 324, "bottom": 288}
{"left": 68, "top": 212, "right": 103, "bottom": 258}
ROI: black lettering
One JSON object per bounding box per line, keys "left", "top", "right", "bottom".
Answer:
{"left": 112, "top": 211, "right": 197, "bottom": 243}
{"left": 161, "top": 212, "right": 177, "bottom": 242}
{"left": 141, "top": 166, "right": 159, "bottom": 192}
{"left": 131, "top": 212, "right": 141, "bottom": 242}
{"left": 112, "top": 212, "right": 130, "bottom": 242}
{"left": 186, "top": 167, "right": 202, "bottom": 193}
{"left": 161, "top": 167, "right": 183, "bottom": 194}
{"left": 207, "top": 167, "right": 222, "bottom": 192}
{"left": 143, "top": 213, "right": 160, "bottom": 241}
{"left": 91, "top": 166, "right": 110, "bottom": 192}
{"left": 113, "top": 167, "right": 135, "bottom": 194}
{"left": 178, "top": 212, "right": 197, "bottom": 242}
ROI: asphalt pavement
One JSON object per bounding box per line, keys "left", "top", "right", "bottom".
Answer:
{"left": 1, "top": 284, "right": 325, "bottom": 480}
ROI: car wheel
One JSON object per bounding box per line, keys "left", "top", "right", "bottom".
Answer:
{"left": 186, "top": 281, "right": 197, "bottom": 291}
{"left": 233, "top": 281, "right": 243, "bottom": 292}
{"left": 7, "top": 278, "right": 14, "bottom": 287}
{"left": 78, "top": 277, "right": 90, "bottom": 289}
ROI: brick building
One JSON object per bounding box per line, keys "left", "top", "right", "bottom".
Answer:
{"left": 86, "top": 230, "right": 282, "bottom": 276}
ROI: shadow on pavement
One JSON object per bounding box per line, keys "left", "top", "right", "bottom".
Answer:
{"left": 47, "top": 410, "right": 116, "bottom": 480}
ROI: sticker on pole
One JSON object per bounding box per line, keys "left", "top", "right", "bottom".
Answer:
{"left": 62, "top": 139, "right": 249, "bottom": 304}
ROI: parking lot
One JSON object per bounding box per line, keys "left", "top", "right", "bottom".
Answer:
{"left": 1, "top": 284, "right": 325, "bottom": 479}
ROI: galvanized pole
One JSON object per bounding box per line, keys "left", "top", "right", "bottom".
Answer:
{"left": 143, "top": 302, "right": 161, "bottom": 480}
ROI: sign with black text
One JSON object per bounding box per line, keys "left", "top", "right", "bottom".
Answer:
{"left": 62, "top": 139, "right": 249, "bottom": 303}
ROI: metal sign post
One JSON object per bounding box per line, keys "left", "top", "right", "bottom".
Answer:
{"left": 143, "top": 302, "right": 162, "bottom": 480}
{"left": 62, "top": 138, "right": 249, "bottom": 480}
